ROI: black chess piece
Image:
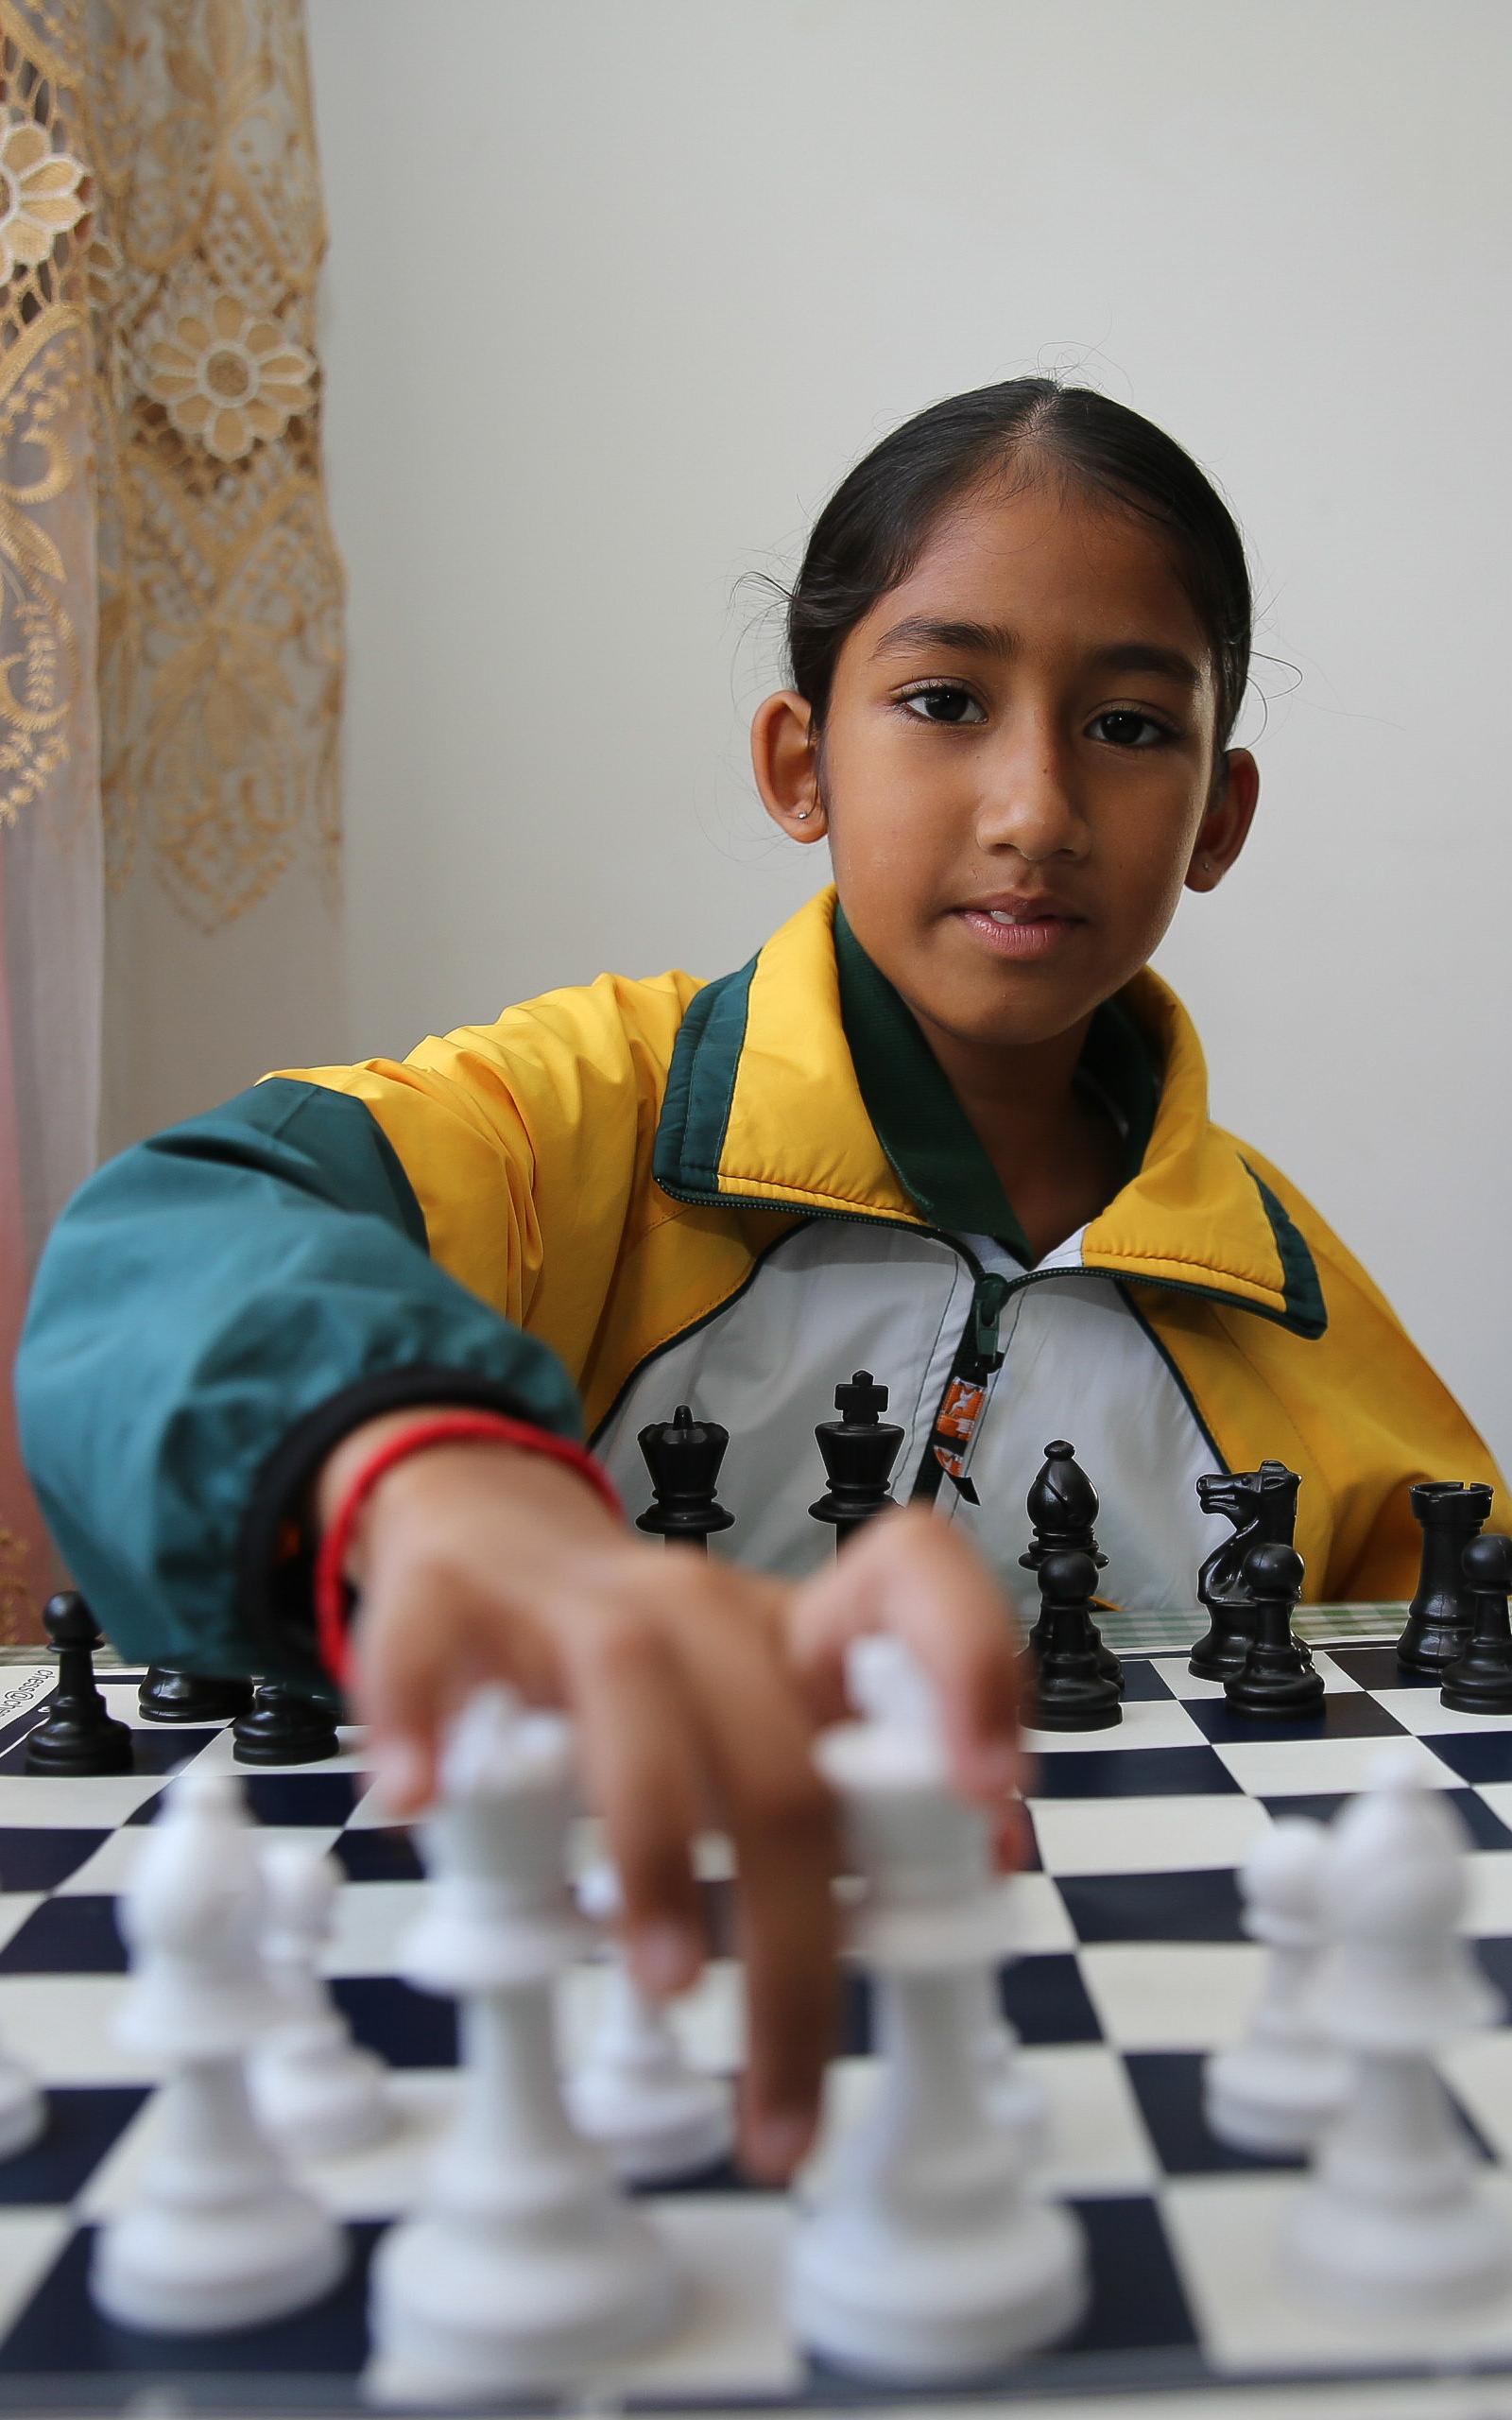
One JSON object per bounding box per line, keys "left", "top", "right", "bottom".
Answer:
{"left": 1025, "top": 1548, "right": 1122, "bottom": 1732}
{"left": 232, "top": 1683, "right": 340, "bottom": 1766}
{"left": 809, "top": 1372, "right": 904, "bottom": 1552}
{"left": 1020, "top": 1441, "right": 1120, "bottom": 1686}
{"left": 1439, "top": 1534, "right": 1512, "bottom": 1716}
{"left": 138, "top": 1665, "right": 254, "bottom": 1723}
{"left": 1223, "top": 1542, "right": 1325, "bottom": 1719}
{"left": 635, "top": 1405, "right": 735, "bottom": 1548}
{"left": 1396, "top": 1480, "right": 1496, "bottom": 1675}
{"left": 1189, "top": 1461, "right": 1300, "bottom": 1681}
{"left": 24, "top": 1593, "right": 134, "bottom": 1776}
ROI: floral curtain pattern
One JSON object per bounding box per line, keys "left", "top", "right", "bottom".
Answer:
{"left": 0, "top": 0, "right": 342, "bottom": 1640}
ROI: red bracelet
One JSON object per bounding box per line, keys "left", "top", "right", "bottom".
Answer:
{"left": 312, "top": 1410, "right": 623, "bottom": 1686}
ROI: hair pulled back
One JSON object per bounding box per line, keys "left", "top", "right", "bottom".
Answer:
{"left": 782, "top": 378, "right": 1252, "bottom": 755}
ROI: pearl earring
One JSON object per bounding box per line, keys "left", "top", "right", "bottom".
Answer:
{"left": 795, "top": 808, "right": 816, "bottom": 821}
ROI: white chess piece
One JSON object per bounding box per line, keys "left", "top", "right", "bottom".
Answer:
{"left": 249, "top": 1841, "right": 392, "bottom": 2159}
{"left": 564, "top": 1862, "right": 735, "bottom": 2182}
{"left": 90, "top": 1766, "right": 347, "bottom": 2333}
{"left": 365, "top": 1685, "right": 682, "bottom": 2404}
{"left": 1204, "top": 1817, "right": 1349, "bottom": 2153}
{"left": 788, "top": 1635, "right": 1086, "bottom": 2380}
{"left": 1282, "top": 1744, "right": 1511, "bottom": 2314}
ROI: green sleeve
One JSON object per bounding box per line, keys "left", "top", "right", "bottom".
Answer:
{"left": 15, "top": 1077, "right": 581, "bottom": 1692}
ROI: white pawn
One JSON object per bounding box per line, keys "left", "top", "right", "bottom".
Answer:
{"left": 366, "top": 1685, "right": 682, "bottom": 2404}
{"left": 91, "top": 1766, "right": 347, "bottom": 2334}
{"left": 845, "top": 1638, "right": 1046, "bottom": 2164}
{"left": 564, "top": 1863, "right": 735, "bottom": 2182}
{"left": 788, "top": 1635, "right": 1085, "bottom": 2381}
{"left": 1283, "top": 1745, "right": 1511, "bottom": 2315}
{"left": 1205, "top": 1817, "right": 1349, "bottom": 2153}
{"left": 249, "top": 1842, "right": 392, "bottom": 2160}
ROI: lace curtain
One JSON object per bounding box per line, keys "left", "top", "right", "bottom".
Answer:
{"left": 0, "top": 0, "right": 344, "bottom": 1641}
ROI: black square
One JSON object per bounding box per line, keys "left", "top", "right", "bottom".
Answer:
{"left": 1326, "top": 1645, "right": 1435, "bottom": 1691}
{"left": 0, "top": 1896, "right": 126, "bottom": 1976}
{"left": 1027, "top": 1746, "right": 1240, "bottom": 1800}
{"left": 1420, "top": 1732, "right": 1512, "bottom": 1789}
{"left": 0, "top": 1827, "right": 110, "bottom": 1891}
{"left": 1058, "top": 2193, "right": 1200, "bottom": 2357}
{"left": 1112, "top": 1657, "right": 1177, "bottom": 1704}
{"left": 1183, "top": 1692, "right": 1405, "bottom": 1747}
{"left": 1058, "top": 1868, "right": 1246, "bottom": 1946}
{"left": 0, "top": 2221, "right": 379, "bottom": 2377}
{"left": 329, "top": 1975, "right": 456, "bottom": 2068}
{"left": 0, "top": 2087, "right": 150, "bottom": 2206}
{"left": 1125, "top": 2049, "right": 1303, "bottom": 2176}
{"left": 1259, "top": 1787, "right": 1512, "bottom": 1855}
{"left": 997, "top": 1951, "right": 1103, "bottom": 2045}
{"left": 330, "top": 1826, "right": 423, "bottom": 1885}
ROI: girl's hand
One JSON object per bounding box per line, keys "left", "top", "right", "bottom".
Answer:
{"left": 317, "top": 1411, "right": 1024, "bottom": 2179}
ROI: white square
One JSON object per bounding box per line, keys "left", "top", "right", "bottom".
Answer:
{"left": 1476, "top": 1783, "right": 1512, "bottom": 1837}
{"left": 1022, "top": 1699, "right": 1207, "bottom": 1757}
{"left": 80, "top": 2070, "right": 458, "bottom": 2222}
{"left": 0, "top": 1975, "right": 153, "bottom": 2084}
{"left": 1462, "top": 1851, "right": 1512, "bottom": 1939}
{"left": 616, "top": 2196, "right": 800, "bottom": 2396}
{"left": 1153, "top": 1651, "right": 1360, "bottom": 1703}
{"left": 1029, "top": 1793, "right": 1273, "bottom": 1878}
{"left": 0, "top": 1773, "right": 167, "bottom": 1828}
{"left": 1005, "top": 1871, "right": 1075, "bottom": 1954}
{"left": 1372, "top": 1688, "right": 1512, "bottom": 1738}
{"left": 0, "top": 2211, "right": 72, "bottom": 2333}
{"left": 1214, "top": 1733, "right": 1457, "bottom": 1798}
{"left": 0, "top": 1893, "right": 43, "bottom": 1953}
{"left": 1078, "top": 1942, "right": 1265, "bottom": 2050}
{"left": 1024, "top": 2042, "right": 1160, "bottom": 2194}
{"left": 56, "top": 1824, "right": 344, "bottom": 1897}
{"left": 1163, "top": 2169, "right": 1512, "bottom": 2374}
{"left": 1440, "top": 2032, "right": 1512, "bottom": 2164}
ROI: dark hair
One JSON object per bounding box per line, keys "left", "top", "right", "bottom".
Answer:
{"left": 770, "top": 377, "right": 1252, "bottom": 758}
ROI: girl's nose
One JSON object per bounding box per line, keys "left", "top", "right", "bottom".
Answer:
{"left": 972, "top": 721, "right": 1087, "bottom": 862}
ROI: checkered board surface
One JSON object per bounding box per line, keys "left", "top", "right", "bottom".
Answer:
{"left": 6, "top": 1634, "right": 1512, "bottom": 2415}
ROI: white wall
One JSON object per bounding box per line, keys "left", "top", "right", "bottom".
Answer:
{"left": 304, "top": 0, "right": 1512, "bottom": 1474}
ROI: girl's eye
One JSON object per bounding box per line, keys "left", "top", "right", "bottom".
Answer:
{"left": 1089, "top": 708, "right": 1175, "bottom": 749}
{"left": 898, "top": 683, "right": 985, "bottom": 726}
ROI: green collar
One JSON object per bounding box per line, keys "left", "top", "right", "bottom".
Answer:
{"left": 832, "top": 902, "right": 1160, "bottom": 1264}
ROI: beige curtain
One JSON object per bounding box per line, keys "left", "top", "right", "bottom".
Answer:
{"left": 0, "top": 0, "right": 345, "bottom": 1641}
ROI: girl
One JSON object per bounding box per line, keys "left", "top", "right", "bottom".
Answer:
{"left": 17, "top": 377, "right": 1503, "bottom": 2177}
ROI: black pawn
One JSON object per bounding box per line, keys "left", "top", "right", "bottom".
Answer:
{"left": 809, "top": 1371, "right": 904, "bottom": 1552}
{"left": 1439, "top": 1535, "right": 1512, "bottom": 1715}
{"left": 232, "top": 1683, "right": 340, "bottom": 1767}
{"left": 1397, "top": 1480, "right": 1496, "bottom": 1675}
{"left": 139, "top": 1665, "right": 254, "bottom": 1724}
{"left": 24, "top": 1593, "right": 134, "bottom": 1776}
{"left": 1021, "top": 1442, "right": 1120, "bottom": 1688}
{"left": 1025, "top": 1548, "right": 1122, "bottom": 1732}
{"left": 1224, "top": 1543, "right": 1325, "bottom": 1719}
{"left": 635, "top": 1405, "right": 735, "bottom": 1549}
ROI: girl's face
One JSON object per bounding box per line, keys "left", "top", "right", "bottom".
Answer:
{"left": 753, "top": 471, "right": 1258, "bottom": 1068}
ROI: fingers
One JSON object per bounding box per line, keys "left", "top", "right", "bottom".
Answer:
{"left": 786, "top": 1504, "right": 1024, "bottom": 1808}
{"left": 347, "top": 1572, "right": 478, "bottom": 1818}
{"left": 558, "top": 1603, "right": 709, "bottom": 1999}
{"left": 662, "top": 1595, "right": 841, "bottom": 2182}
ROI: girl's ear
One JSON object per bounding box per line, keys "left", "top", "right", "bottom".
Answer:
{"left": 1185, "top": 749, "right": 1259, "bottom": 893}
{"left": 750, "top": 691, "right": 828, "bottom": 841}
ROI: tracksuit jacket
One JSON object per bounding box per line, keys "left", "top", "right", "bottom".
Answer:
{"left": 15, "top": 886, "right": 1503, "bottom": 1695}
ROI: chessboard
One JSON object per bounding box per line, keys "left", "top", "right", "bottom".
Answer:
{"left": 4, "top": 1624, "right": 1512, "bottom": 2419}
